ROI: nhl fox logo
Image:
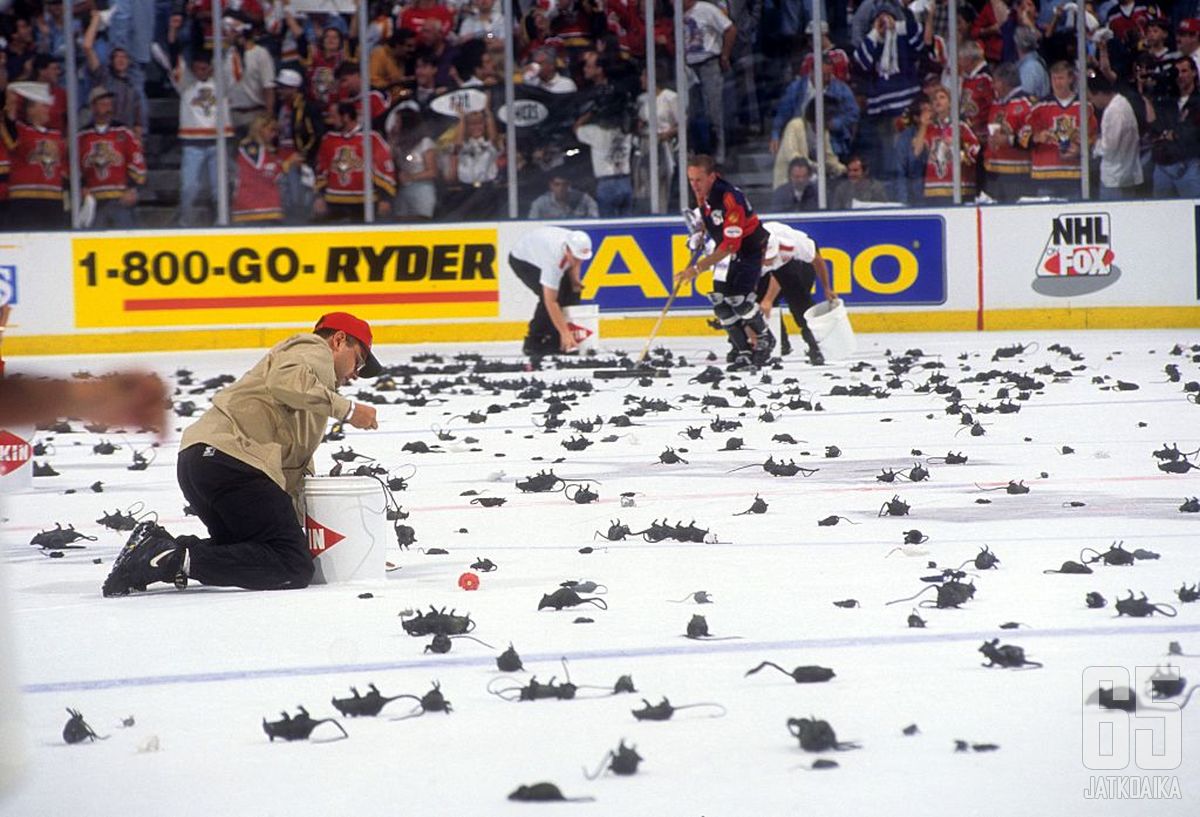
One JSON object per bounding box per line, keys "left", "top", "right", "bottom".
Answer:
{"left": 1033, "top": 212, "right": 1120, "bottom": 297}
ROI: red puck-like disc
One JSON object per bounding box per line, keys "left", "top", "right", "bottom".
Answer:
{"left": 458, "top": 572, "right": 480, "bottom": 591}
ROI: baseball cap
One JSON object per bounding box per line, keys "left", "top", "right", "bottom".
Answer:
{"left": 88, "top": 86, "right": 115, "bottom": 104}
{"left": 315, "top": 312, "right": 382, "bottom": 378}
{"left": 564, "top": 230, "right": 593, "bottom": 260}
{"left": 277, "top": 68, "right": 303, "bottom": 88}
{"left": 1180, "top": 18, "right": 1200, "bottom": 35}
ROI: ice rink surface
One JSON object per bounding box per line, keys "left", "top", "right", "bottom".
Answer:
{"left": 2, "top": 328, "right": 1200, "bottom": 816}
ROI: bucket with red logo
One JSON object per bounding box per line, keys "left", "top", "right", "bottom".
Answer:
{"left": 0, "top": 428, "right": 34, "bottom": 493}
{"left": 301, "top": 475, "right": 388, "bottom": 583}
{"left": 563, "top": 304, "right": 600, "bottom": 353}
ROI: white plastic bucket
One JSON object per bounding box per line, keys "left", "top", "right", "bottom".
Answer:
{"left": 0, "top": 428, "right": 34, "bottom": 494}
{"left": 563, "top": 304, "right": 600, "bottom": 353}
{"left": 302, "top": 476, "right": 388, "bottom": 584}
{"left": 803, "top": 298, "right": 857, "bottom": 360}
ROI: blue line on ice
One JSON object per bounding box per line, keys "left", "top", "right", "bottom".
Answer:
{"left": 23, "top": 622, "right": 1200, "bottom": 694}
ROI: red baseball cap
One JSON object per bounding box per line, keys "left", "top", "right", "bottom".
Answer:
{"left": 1180, "top": 18, "right": 1200, "bottom": 35}
{"left": 314, "top": 312, "right": 382, "bottom": 378}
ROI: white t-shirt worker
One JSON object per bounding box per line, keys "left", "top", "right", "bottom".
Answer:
{"left": 509, "top": 227, "right": 594, "bottom": 357}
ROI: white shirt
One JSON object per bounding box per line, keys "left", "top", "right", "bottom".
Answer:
{"left": 458, "top": 8, "right": 505, "bottom": 41}
{"left": 397, "top": 136, "right": 436, "bottom": 175}
{"left": 525, "top": 72, "right": 577, "bottom": 93}
{"left": 511, "top": 225, "right": 573, "bottom": 289}
{"left": 455, "top": 136, "right": 499, "bottom": 184}
{"left": 637, "top": 87, "right": 680, "bottom": 136}
{"left": 228, "top": 43, "right": 276, "bottom": 110}
{"left": 575, "top": 123, "right": 633, "bottom": 177}
{"left": 1094, "top": 93, "right": 1143, "bottom": 188}
{"left": 762, "top": 221, "right": 817, "bottom": 272}
{"left": 684, "top": 1, "right": 732, "bottom": 64}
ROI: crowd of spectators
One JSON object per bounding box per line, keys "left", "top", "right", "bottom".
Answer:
{"left": 1, "top": 0, "right": 1198, "bottom": 230}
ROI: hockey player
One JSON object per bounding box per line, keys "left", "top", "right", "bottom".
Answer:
{"left": 757, "top": 220, "right": 837, "bottom": 366}
{"left": 676, "top": 154, "right": 774, "bottom": 371}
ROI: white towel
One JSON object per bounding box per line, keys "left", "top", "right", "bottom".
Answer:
{"left": 878, "top": 27, "right": 900, "bottom": 79}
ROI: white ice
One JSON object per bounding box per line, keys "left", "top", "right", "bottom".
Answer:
{"left": 2, "top": 329, "right": 1199, "bottom": 817}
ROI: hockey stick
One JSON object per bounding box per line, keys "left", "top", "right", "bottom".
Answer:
{"left": 634, "top": 275, "right": 685, "bottom": 364}
{"left": 593, "top": 242, "right": 702, "bottom": 379}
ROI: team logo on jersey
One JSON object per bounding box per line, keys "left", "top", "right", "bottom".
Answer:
{"left": 332, "top": 145, "right": 365, "bottom": 186}
{"left": 930, "top": 134, "right": 952, "bottom": 178}
{"left": 1050, "top": 114, "right": 1078, "bottom": 151}
{"left": 709, "top": 209, "right": 723, "bottom": 225}
{"left": 192, "top": 86, "right": 217, "bottom": 118}
{"left": 84, "top": 140, "right": 123, "bottom": 180}
{"left": 1033, "top": 212, "right": 1119, "bottom": 296}
{"left": 28, "top": 139, "right": 60, "bottom": 180}
{"left": 312, "top": 66, "right": 335, "bottom": 99}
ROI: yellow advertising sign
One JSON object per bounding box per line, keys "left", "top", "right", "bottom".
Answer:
{"left": 73, "top": 227, "right": 500, "bottom": 328}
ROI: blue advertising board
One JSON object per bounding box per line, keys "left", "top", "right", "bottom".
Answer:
{"left": 577, "top": 215, "right": 946, "bottom": 311}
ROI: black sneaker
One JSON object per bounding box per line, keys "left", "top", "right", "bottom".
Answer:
{"left": 727, "top": 352, "right": 754, "bottom": 372}
{"left": 522, "top": 332, "right": 555, "bottom": 355}
{"left": 752, "top": 330, "right": 777, "bottom": 367}
{"left": 101, "top": 521, "right": 187, "bottom": 597}
{"left": 808, "top": 347, "right": 826, "bottom": 366}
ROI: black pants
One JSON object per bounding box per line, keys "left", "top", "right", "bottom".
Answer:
{"left": 510, "top": 254, "right": 580, "bottom": 348}
{"left": 8, "top": 198, "right": 67, "bottom": 230}
{"left": 176, "top": 444, "right": 314, "bottom": 590}
{"left": 756, "top": 258, "right": 820, "bottom": 353}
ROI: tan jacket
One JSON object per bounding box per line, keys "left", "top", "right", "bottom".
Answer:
{"left": 180, "top": 334, "right": 353, "bottom": 502}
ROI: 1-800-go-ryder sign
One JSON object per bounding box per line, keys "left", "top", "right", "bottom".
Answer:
{"left": 72, "top": 227, "right": 499, "bottom": 328}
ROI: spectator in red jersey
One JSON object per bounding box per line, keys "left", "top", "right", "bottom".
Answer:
{"left": 0, "top": 63, "right": 10, "bottom": 224}
{"left": 972, "top": 0, "right": 1010, "bottom": 64}
{"left": 913, "top": 84, "right": 980, "bottom": 202}
{"left": 330, "top": 61, "right": 387, "bottom": 130}
{"left": 983, "top": 62, "right": 1035, "bottom": 202}
{"left": 78, "top": 86, "right": 147, "bottom": 229}
{"left": 233, "top": 114, "right": 300, "bottom": 224}
{"left": 1, "top": 82, "right": 67, "bottom": 229}
{"left": 400, "top": 0, "right": 455, "bottom": 39}
{"left": 313, "top": 100, "right": 395, "bottom": 221}
{"left": 289, "top": 19, "right": 354, "bottom": 109}
{"left": 1027, "top": 60, "right": 1097, "bottom": 198}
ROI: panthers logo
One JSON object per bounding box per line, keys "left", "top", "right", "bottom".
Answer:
{"left": 312, "top": 67, "right": 335, "bottom": 99}
{"left": 84, "top": 140, "right": 123, "bottom": 180}
{"left": 1050, "top": 113, "right": 1078, "bottom": 145}
{"left": 28, "top": 139, "right": 60, "bottom": 180}
{"left": 192, "top": 86, "right": 217, "bottom": 118}
{"left": 332, "top": 145, "right": 364, "bottom": 186}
